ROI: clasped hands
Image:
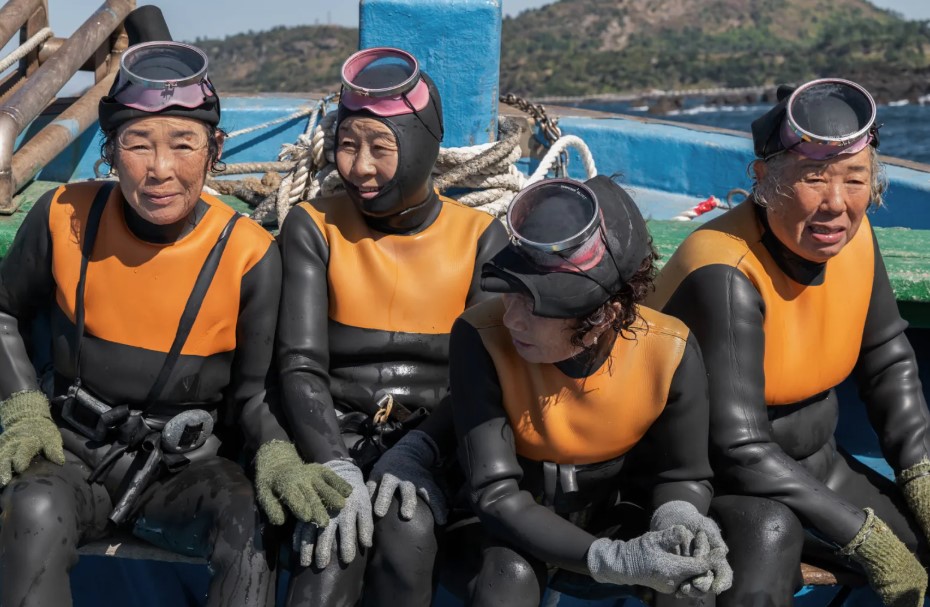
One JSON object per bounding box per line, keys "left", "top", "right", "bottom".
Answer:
{"left": 588, "top": 500, "right": 733, "bottom": 598}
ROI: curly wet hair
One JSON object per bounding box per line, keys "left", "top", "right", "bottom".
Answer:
{"left": 569, "top": 239, "right": 660, "bottom": 348}
{"left": 99, "top": 123, "right": 227, "bottom": 175}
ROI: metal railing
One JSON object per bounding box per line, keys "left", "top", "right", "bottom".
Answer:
{"left": 0, "top": 0, "right": 134, "bottom": 214}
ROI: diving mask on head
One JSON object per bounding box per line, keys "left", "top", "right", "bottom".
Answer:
{"left": 112, "top": 41, "right": 215, "bottom": 113}
{"left": 507, "top": 179, "right": 607, "bottom": 273}
{"left": 753, "top": 78, "right": 879, "bottom": 161}
{"left": 340, "top": 47, "right": 431, "bottom": 117}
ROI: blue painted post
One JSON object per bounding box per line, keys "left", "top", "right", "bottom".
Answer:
{"left": 359, "top": 0, "right": 501, "bottom": 147}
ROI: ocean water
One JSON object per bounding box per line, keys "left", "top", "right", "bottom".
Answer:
{"left": 575, "top": 100, "right": 930, "bottom": 165}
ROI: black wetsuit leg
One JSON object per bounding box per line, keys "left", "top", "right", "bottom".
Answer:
{"left": 133, "top": 457, "right": 275, "bottom": 607}
{"left": 711, "top": 495, "right": 805, "bottom": 607}
{"left": 439, "top": 518, "right": 547, "bottom": 607}
{"left": 362, "top": 495, "right": 438, "bottom": 607}
{"left": 0, "top": 452, "right": 111, "bottom": 607}
{"left": 286, "top": 546, "right": 366, "bottom": 607}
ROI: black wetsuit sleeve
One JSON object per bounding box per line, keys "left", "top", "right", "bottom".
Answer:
{"left": 664, "top": 265, "right": 866, "bottom": 546}
{"left": 0, "top": 190, "right": 56, "bottom": 398}
{"left": 276, "top": 208, "right": 348, "bottom": 462}
{"left": 231, "top": 242, "right": 290, "bottom": 451}
{"left": 450, "top": 318, "right": 595, "bottom": 573}
{"left": 417, "top": 218, "right": 509, "bottom": 457}
{"left": 626, "top": 333, "right": 714, "bottom": 512}
{"left": 465, "top": 219, "right": 509, "bottom": 306}
{"left": 854, "top": 231, "right": 930, "bottom": 472}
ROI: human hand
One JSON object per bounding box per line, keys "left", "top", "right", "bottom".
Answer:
{"left": 838, "top": 508, "right": 926, "bottom": 607}
{"left": 0, "top": 390, "right": 65, "bottom": 486}
{"left": 366, "top": 430, "right": 448, "bottom": 525}
{"left": 586, "top": 525, "right": 714, "bottom": 595}
{"left": 650, "top": 500, "right": 733, "bottom": 596}
{"left": 899, "top": 459, "right": 930, "bottom": 548}
{"left": 294, "top": 459, "right": 373, "bottom": 568}
{"left": 253, "top": 440, "right": 351, "bottom": 526}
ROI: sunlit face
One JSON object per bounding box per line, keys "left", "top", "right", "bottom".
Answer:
{"left": 336, "top": 117, "right": 399, "bottom": 199}
{"left": 501, "top": 293, "right": 583, "bottom": 364}
{"left": 757, "top": 147, "right": 872, "bottom": 263}
{"left": 114, "top": 116, "right": 219, "bottom": 226}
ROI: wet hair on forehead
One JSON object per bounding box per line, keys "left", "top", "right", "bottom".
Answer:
{"left": 751, "top": 146, "right": 887, "bottom": 208}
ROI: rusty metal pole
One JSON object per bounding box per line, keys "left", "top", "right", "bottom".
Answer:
{"left": 0, "top": 0, "right": 44, "bottom": 48}
{"left": 11, "top": 63, "right": 118, "bottom": 190}
{"left": 0, "top": 0, "right": 133, "bottom": 213}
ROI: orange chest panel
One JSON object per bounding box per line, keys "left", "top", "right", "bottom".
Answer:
{"left": 300, "top": 197, "right": 493, "bottom": 334}
{"left": 649, "top": 201, "right": 875, "bottom": 407}
{"left": 465, "top": 300, "right": 687, "bottom": 464}
{"left": 48, "top": 185, "right": 268, "bottom": 356}
{"left": 744, "top": 227, "right": 874, "bottom": 405}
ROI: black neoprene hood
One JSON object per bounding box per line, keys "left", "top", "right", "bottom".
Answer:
{"left": 98, "top": 6, "right": 220, "bottom": 132}
{"left": 481, "top": 176, "right": 652, "bottom": 319}
{"left": 335, "top": 70, "right": 444, "bottom": 217}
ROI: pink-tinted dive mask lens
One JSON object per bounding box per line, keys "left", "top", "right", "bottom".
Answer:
{"left": 507, "top": 179, "right": 606, "bottom": 273}
{"left": 114, "top": 41, "right": 214, "bottom": 112}
{"left": 340, "top": 47, "right": 429, "bottom": 117}
{"left": 780, "top": 78, "right": 877, "bottom": 160}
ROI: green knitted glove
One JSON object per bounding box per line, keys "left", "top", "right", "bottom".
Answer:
{"left": 838, "top": 508, "right": 927, "bottom": 607}
{"left": 899, "top": 459, "right": 930, "bottom": 546}
{"left": 0, "top": 390, "right": 65, "bottom": 486}
{"left": 254, "top": 440, "right": 352, "bottom": 526}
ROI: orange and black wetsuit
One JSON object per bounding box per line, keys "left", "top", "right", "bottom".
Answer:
{"left": 648, "top": 200, "right": 930, "bottom": 604}
{"left": 276, "top": 188, "right": 507, "bottom": 604}
{"left": 447, "top": 298, "right": 713, "bottom": 606}
{"left": 0, "top": 182, "right": 286, "bottom": 607}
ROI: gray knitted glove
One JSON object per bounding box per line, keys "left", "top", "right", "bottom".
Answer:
{"left": 293, "top": 458, "right": 374, "bottom": 568}
{"left": 366, "top": 430, "right": 448, "bottom": 525}
{"left": 0, "top": 390, "right": 65, "bottom": 486}
{"left": 651, "top": 500, "right": 733, "bottom": 596}
{"left": 587, "top": 525, "right": 713, "bottom": 594}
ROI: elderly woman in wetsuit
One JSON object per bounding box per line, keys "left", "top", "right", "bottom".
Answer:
{"left": 648, "top": 78, "right": 930, "bottom": 606}
{"left": 275, "top": 48, "right": 508, "bottom": 606}
{"left": 0, "top": 8, "right": 351, "bottom": 607}
{"left": 448, "top": 176, "right": 733, "bottom": 606}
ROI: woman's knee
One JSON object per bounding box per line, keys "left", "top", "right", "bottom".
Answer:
{"left": 1, "top": 467, "right": 83, "bottom": 551}
{"left": 374, "top": 495, "right": 436, "bottom": 546}
{"left": 474, "top": 544, "right": 546, "bottom": 602}
{"left": 713, "top": 495, "right": 804, "bottom": 554}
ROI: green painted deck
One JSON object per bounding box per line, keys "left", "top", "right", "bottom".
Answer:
{"left": 6, "top": 181, "right": 930, "bottom": 326}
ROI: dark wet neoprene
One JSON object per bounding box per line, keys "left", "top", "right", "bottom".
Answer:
{"left": 658, "top": 210, "right": 930, "bottom": 606}
{"left": 277, "top": 190, "right": 507, "bottom": 607}
{"left": 0, "top": 183, "right": 287, "bottom": 607}
{"left": 448, "top": 312, "right": 714, "bottom": 605}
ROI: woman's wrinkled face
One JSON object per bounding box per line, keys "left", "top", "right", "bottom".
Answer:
{"left": 758, "top": 147, "right": 872, "bottom": 263}
{"left": 501, "top": 293, "right": 583, "bottom": 364}
{"left": 114, "top": 116, "right": 219, "bottom": 226}
{"left": 336, "top": 117, "right": 399, "bottom": 198}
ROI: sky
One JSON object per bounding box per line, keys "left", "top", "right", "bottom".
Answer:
{"left": 29, "top": 0, "right": 930, "bottom": 41}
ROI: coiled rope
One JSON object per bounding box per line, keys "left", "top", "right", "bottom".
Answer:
{"left": 0, "top": 27, "right": 53, "bottom": 74}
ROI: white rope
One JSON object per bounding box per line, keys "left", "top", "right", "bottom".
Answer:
{"left": 0, "top": 27, "right": 53, "bottom": 74}
{"left": 525, "top": 135, "right": 597, "bottom": 187}
{"left": 225, "top": 106, "right": 316, "bottom": 139}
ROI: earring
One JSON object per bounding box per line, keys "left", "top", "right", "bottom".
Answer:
{"left": 592, "top": 334, "right": 598, "bottom": 346}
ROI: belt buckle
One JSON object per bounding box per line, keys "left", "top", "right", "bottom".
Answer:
{"left": 372, "top": 394, "right": 395, "bottom": 426}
